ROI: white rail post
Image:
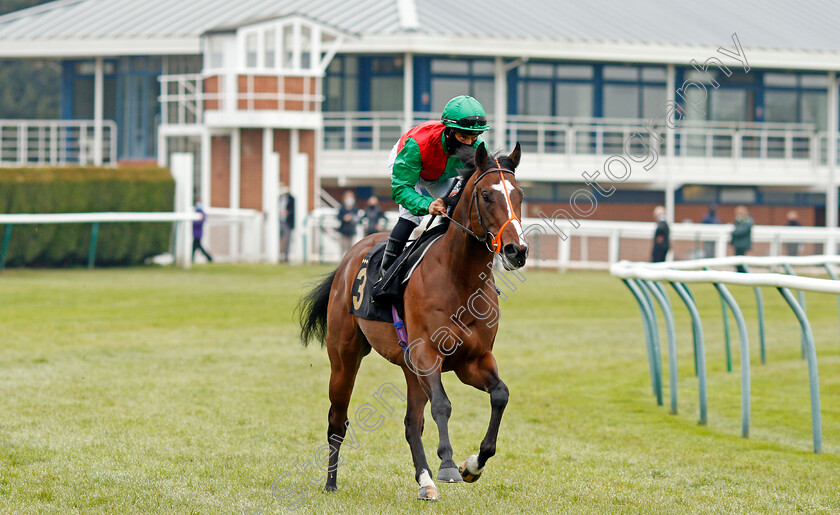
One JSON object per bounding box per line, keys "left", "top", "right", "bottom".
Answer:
{"left": 665, "top": 64, "right": 676, "bottom": 224}
{"left": 827, "top": 71, "right": 838, "bottom": 255}
{"left": 263, "top": 129, "right": 280, "bottom": 264}
{"left": 171, "top": 153, "right": 194, "bottom": 269}
{"left": 291, "top": 150, "right": 309, "bottom": 264}
{"left": 93, "top": 57, "right": 104, "bottom": 167}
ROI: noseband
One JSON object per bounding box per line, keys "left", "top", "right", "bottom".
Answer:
{"left": 444, "top": 159, "right": 520, "bottom": 254}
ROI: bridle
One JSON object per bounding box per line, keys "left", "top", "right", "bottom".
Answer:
{"left": 443, "top": 158, "right": 520, "bottom": 254}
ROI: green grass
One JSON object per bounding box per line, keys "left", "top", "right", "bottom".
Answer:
{"left": 1, "top": 264, "right": 839, "bottom": 514}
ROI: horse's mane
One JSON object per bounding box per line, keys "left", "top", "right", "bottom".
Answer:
{"left": 454, "top": 145, "right": 514, "bottom": 181}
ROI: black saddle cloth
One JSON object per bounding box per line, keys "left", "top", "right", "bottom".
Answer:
{"left": 349, "top": 223, "right": 448, "bottom": 323}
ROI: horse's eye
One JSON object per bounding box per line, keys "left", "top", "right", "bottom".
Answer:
{"left": 481, "top": 191, "right": 492, "bottom": 203}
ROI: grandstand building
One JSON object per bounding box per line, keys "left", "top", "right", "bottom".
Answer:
{"left": 1, "top": 0, "right": 839, "bottom": 261}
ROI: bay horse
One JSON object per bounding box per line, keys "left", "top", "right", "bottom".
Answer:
{"left": 297, "top": 142, "right": 528, "bottom": 501}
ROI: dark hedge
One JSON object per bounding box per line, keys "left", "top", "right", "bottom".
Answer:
{"left": 0, "top": 167, "right": 175, "bottom": 267}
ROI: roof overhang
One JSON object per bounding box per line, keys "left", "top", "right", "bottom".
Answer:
{"left": 1, "top": 31, "right": 840, "bottom": 73}
{"left": 0, "top": 36, "right": 201, "bottom": 58}
{"left": 341, "top": 34, "right": 840, "bottom": 72}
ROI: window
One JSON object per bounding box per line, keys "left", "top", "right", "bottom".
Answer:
{"left": 245, "top": 33, "right": 258, "bottom": 68}
{"left": 711, "top": 89, "right": 749, "bottom": 122}
{"left": 603, "top": 84, "right": 639, "bottom": 118}
{"left": 801, "top": 91, "right": 827, "bottom": 129}
{"left": 324, "top": 56, "right": 358, "bottom": 111}
{"left": 764, "top": 72, "right": 828, "bottom": 129}
{"left": 765, "top": 90, "right": 797, "bottom": 123}
{"left": 555, "top": 83, "right": 592, "bottom": 117}
{"left": 282, "top": 25, "right": 294, "bottom": 68}
{"left": 264, "top": 29, "right": 276, "bottom": 68}
{"left": 720, "top": 187, "right": 756, "bottom": 204}
{"left": 433, "top": 78, "right": 470, "bottom": 112}
{"left": 369, "top": 56, "right": 404, "bottom": 111}
{"left": 300, "top": 25, "right": 312, "bottom": 69}
{"left": 602, "top": 66, "right": 667, "bottom": 120}
{"left": 428, "top": 58, "right": 494, "bottom": 113}
{"left": 516, "top": 62, "right": 595, "bottom": 117}
{"left": 519, "top": 81, "right": 551, "bottom": 116}
{"left": 680, "top": 185, "right": 717, "bottom": 203}
{"left": 206, "top": 36, "right": 227, "bottom": 69}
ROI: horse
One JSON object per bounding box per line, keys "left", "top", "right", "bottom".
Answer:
{"left": 296, "top": 142, "right": 528, "bottom": 501}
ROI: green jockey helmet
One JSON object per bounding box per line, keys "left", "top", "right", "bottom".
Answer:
{"left": 440, "top": 95, "right": 491, "bottom": 133}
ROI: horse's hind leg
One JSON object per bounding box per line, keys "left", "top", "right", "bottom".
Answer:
{"left": 402, "top": 368, "right": 438, "bottom": 501}
{"left": 454, "top": 352, "right": 509, "bottom": 483}
{"left": 324, "top": 322, "right": 365, "bottom": 492}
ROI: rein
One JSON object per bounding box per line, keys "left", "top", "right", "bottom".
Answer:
{"left": 443, "top": 158, "right": 520, "bottom": 254}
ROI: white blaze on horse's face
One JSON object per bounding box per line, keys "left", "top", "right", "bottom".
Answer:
{"left": 490, "top": 180, "right": 527, "bottom": 246}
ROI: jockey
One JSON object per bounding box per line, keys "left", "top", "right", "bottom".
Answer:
{"left": 379, "top": 95, "right": 491, "bottom": 275}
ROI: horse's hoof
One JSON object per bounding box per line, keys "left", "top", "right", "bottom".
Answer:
{"left": 437, "top": 466, "right": 463, "bottom": 483}
{"left": 324, "top": 484, "right": 338, "bottom": 492}
{"left": 459, "top": 454, "right": 484, "bottom": 483}
{"left": 417, "top": 484, "right": 439, "bottom": 501}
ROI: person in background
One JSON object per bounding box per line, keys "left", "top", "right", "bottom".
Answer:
{"left": 363, "top": 195, "right": 387, "bottom": 236}
{"left": 651, "top": 205, "right": 670, "bottom": 262}
{"left": 701, "top": 203, "right": 720, "bottom": 258}
{"left": 278, "top": 186, "right": 295, "bottom": 263}
{"left": 730, "top": 205, "right": 753, "bottom": 272}
{"left": 337, "top": 191, "right": 360, "bottom": 256}
{"left": 192, "top": 202, "right": 213, "bottom": 263}
{"left": 785, "top": 209, "right": 802, "bottom": 256}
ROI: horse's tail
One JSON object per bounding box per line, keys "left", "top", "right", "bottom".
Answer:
{"left": 296, "top": 268, "right": 338, "bottom": 347}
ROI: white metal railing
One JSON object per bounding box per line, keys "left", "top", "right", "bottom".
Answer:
{"left": 159, "top": 73, "right": 204, "bottom": 126}
{"left": 612, "top": 253, "right": 840, "bottom": 453}
{"left": 322, "top": 112, "right": 833, "bottom": 165}
{"left": 299, "top": 211, "right": 840, "bottom": 269}
{"left": 0, "top": 212, "right": 198, "bottom": 224}
{"left": 158, "top": 72, "right": 323, "bottom": 123}
{"left": 322, "top": 112, "right": 437, "bottom": 151}
{"left": 521, "top": 219, "right": 840, "bottom": 271}
{"left": 203, "top": 207, "right": 265, "bottom": 263}
{"left": 0, "top": 119, "right": 117, "bottom": 167}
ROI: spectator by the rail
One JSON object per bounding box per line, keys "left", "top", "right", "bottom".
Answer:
{"left": 192, "top": 202, "right": 213, "bottom": 263}
{"left": 337, "top": 191, "right": 360, "bottom": 256}
{"left": 651, "top": 205, "right": 670, "bottom": 263}
{"left": 701, "top": 203, "right": 721, "bottom": 258}
{"left": 785, "top": 209, "right": 802, "bottom": 256}
{"left": 278, "top": 186, "right": 295, "bottom": 263}
{"left": 363, "top": 195, "right": 387, "bottom": 236}
{"left": 730, "top": 205, "right": 753, "bottom": 272}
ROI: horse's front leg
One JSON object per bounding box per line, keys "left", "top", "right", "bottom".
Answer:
{"left": 410, "top": 351, "right": 463, "bottom": 484}
{"left": 454, "top": 351, "right": 509, "bottom": 482}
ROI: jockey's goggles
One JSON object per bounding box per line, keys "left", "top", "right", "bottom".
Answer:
{"left": 441, "top": 115, "right": 488, "bottom": 134}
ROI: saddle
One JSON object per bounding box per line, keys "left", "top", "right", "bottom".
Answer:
{"left": 349, "top": 223, "right": 448, "bottom": 323}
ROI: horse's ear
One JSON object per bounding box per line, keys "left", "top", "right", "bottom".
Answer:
{"left": 509, "top": 142, "right": 521, "bottom": 168}
{"left": 475, "top": 142, "right": 488, "bottom": 170}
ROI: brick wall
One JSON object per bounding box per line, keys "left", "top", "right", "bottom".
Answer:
{"left": 239, "top": 129, "right": 263, "bottom": 210}
{"left": 211, "top": 135, "right": 231, "bottom": 207}
{"left": 274, "top": 129, "right": 291, "bottom": 187}
{"left": 300, "top": 129, "right": 317, "bottom": 211}
{"left": 232, "top": 76, "right": 320, "bottom": 111}
{"left": 204, "top": 76, "right": 219, "bottom": 110}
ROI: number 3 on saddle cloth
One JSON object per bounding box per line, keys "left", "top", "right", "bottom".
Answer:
{"left": 350, "top": 223, "right": 449, "bottom": 324}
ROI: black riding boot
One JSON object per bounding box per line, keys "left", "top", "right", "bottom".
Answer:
{"left": 377, "top": 217, "right": 417, "bottom": 280}
{"left": 381, "top": 237, "right": 406, "bottom": 275}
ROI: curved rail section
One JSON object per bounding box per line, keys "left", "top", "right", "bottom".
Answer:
{"left": 611, "top": 255, "right": 840, "bottom": 453}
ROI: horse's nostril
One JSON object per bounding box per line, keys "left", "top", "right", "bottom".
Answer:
{"left": 503, "top": 244, "right": 518, "bottom": 259}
